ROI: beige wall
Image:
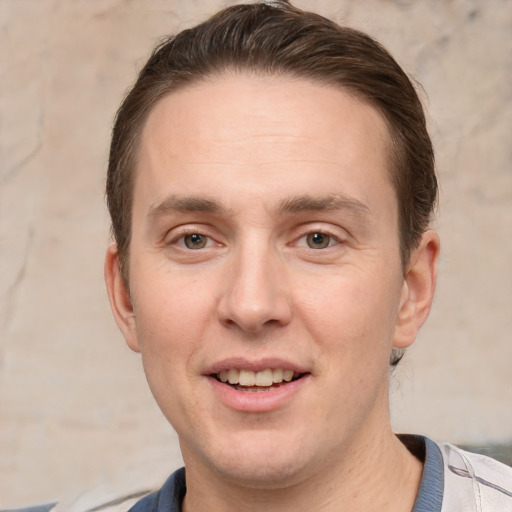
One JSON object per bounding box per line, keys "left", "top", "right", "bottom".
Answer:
{"left": 0, "top": 0, "right": 510, "bottom": 507}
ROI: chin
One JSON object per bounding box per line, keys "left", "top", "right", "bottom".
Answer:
{"left": 195, "top": 430, "right": 317, "bottom": 489}
{"left": 216, "top": 456, "right": 310, "bottom": 490}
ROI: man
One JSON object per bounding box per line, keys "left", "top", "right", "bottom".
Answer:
{"left": 8, "top": 1, "right": 510, "bottom": 511}
{"left": 103, "top": 1, "right": 512, "bottom": 511}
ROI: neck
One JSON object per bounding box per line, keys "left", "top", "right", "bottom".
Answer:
{"left": 182, "top": 429, "right": 423, "bottom": 512}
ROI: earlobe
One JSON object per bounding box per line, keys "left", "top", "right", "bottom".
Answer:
{"left": 393, "top": 230, "right": 440, "bottom": 349}
{"left": 104, "top": 244, "right": 141, "bottom": 352}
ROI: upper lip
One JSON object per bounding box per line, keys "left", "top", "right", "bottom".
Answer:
{"left": 205, "top": 357, "right": 310, "bottom": 375}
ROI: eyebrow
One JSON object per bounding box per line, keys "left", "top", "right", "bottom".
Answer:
{"left": 147, "top": 193, "right": 369, "bottom": 219}
{"left": 147, "top": 195, "right": 231, "bottom": 218}
{"left": 276, "top": 193, "right": 369, "bottom": 217}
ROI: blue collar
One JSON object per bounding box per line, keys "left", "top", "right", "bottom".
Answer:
{"left": 403, "top": 435, "right": 444, "bottom": 512}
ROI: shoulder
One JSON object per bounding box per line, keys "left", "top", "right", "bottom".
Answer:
{"left": 2, "top": 489, "right": 159, "bottom": 512}
{"left": 1, "top": 489, "right": 156, "bottom": 512}
{"left": 127, "top": 467, "right": 186, "bottom": 512}
{"left": 0, "top": 505, "right": 57, "bottom": 512}
{"left": 1, "top": 463, "right": 185, "bottom": 512}
{"left": 437, "top": 442, "right": 512, "bottom": 512}
{"left": 47, "top": 467, "right": 184, "bottom": 512}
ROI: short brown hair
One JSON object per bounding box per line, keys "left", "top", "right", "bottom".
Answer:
{"left": 107, "top": 0, "right": 438, "bottom": 364}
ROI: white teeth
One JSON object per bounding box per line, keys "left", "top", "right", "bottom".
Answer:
{"left": 216, "top": 368, "right": 301, "bottom": 386}
{"left": 239, "top": 369, "right": 255, "bottom": 386}
{"left": 283, "top": 369, "right": 294, "bottom": 382}
{"left": 227, "top": 368, "right": 239, "bottom": 384}
{"left": 272, "top": 368, "right": 283, "bottom": 383}
{"left": 255, "top": 369, "right": 273, "bottom": 387}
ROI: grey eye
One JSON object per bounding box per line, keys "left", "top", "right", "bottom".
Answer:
{"left": 184, "top": 233, "right": 208, "bottom": 249}
{"left": 306, "top": 232, "right": 331, "bottom": 249}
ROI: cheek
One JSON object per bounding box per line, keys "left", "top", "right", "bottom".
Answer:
{"left": 131, "top": 276, "right": 209, "bottom": 422}
{"left": 130, "top": 271, "right": 214, "bottom": 378}
{"left": 297, "top": 271, "right": 401, "bottom": 353}
{"left": 133, "top": 266, "right": 211, "bottom": 330}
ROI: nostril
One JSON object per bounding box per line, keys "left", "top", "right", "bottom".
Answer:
{"left": 218, "top": 304, "right": 292, "bottom": 334}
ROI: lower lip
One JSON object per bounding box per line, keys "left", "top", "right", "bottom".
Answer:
{"left": 207, "top": 375, "right": 310, "bottom": 413}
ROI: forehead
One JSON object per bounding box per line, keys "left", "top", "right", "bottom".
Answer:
{"left": 135, "top": 73, "right": 394, "bottom": 212}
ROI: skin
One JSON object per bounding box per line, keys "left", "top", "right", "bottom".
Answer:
{"left": 105, "top": 74, "right": 439, "bottom": 512}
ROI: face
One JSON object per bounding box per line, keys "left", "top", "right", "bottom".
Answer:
{"left": 106, "top": 74, "right": 437, "bottom": 488}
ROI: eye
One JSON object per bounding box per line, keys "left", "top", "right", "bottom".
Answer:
{"left": 182, "top": 233, "right": 211, "bottom": 249}
{"left": 304, "top": 232, "right": 336, "bottom": 249}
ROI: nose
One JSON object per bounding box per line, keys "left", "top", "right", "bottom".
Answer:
{"left": 217, "top": 240, "right": 292, "bottom": 334}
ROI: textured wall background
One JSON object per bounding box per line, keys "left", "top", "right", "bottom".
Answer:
{"left": 0, "top": 0, "right": 511, "bottom": 507}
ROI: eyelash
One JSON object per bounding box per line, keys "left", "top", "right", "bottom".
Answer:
{"left": 166, "top": 229, "right": 218, "bottom": 250}
{"left": 166, "top": 227, "right": 344, "bottom": 253}
{"left": 293, "top": 230, "right": 343, "bottom": 250}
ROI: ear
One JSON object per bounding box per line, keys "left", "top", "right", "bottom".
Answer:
{"left": 393, "top": 230, "right": 440, "bottom": 349}
{"left": 104, "top": 243, "right": 141, "bottom": 352}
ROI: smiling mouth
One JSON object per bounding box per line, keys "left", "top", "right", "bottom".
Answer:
{"left": 212, "top": 368, "right": 306, "bottom": 392}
